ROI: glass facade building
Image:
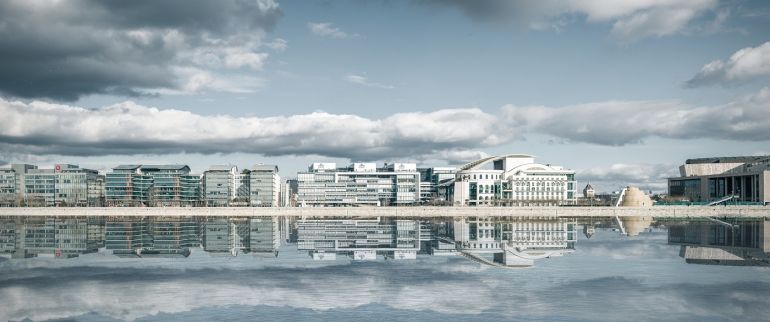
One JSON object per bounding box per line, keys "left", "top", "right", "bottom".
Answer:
{"left": 250, "top": 164, "right": 280, "bottom": 207}
{"left": 296, "top": 162, "right": 420, "bottom": 207}
{"left": 105, "top": 165, "right": 201, "bottom": 207}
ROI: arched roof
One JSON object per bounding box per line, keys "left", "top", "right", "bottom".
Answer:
{"left": 459, "top": 154, "right": 534, "bottom": 171}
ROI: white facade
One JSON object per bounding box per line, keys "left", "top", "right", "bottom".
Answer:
{"left": 452, "top": 154, "right": 577, "bottom": 206}
{"left": 296, "top": 163, "right": 420, "bottom": 207}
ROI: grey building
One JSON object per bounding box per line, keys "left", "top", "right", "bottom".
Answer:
{"left": 296, "top": 162, "right": 420, "bottom": 207}
{"left": 250, "top": 164, "right": 280, "bottom": 207}
{"left": 418, "top": 167, "right": 456, "bottom": 205}
{"left": 203, "top": 166, "right": 252, "bottom": 207}
{"left": 668, "top": 156, "right": 770, "bottom": 204}
{"left": 105, "top": 165, "right": 201, "bottom": 207}
{"left": 7, "top": 164, "right": 105, "bottom": 207}
{"left": 203, "top": 166, "right": 237, "bottom": 207}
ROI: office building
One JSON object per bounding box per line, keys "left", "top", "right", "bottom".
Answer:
{"left": 667, "top": 156, "right": 770, "bottom": 204}
{"left": 250, "top": 164, "right": 281, "bottom": 207}
{"left": 450, "top": 154, "right": 577, "bottom": 206}
{"left": 0, "top": 168, "right": 18, "bottom": 207}
{"left": 296, "top": 162, "right": 420, "bottom": 207}
{"left": 7, "top": 164, "right": 105, "bottom": 207}
{"left": 203, "top": 165, "right": 237, "bottom": 207}
{"left": 0, "top": 164, "right": 37, "bottom": 207}
{"left": 418, "top": 167, "right": 456, "bottom": 205}
{"left": 105, "top": 165, "right": 201, "bottom": 207}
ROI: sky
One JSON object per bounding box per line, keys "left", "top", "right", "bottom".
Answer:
{"left": 2, "top": 227, "right": 769, "bottom": 321}
{"left": 2, "top": 0, "right": 770, "bottom": 192}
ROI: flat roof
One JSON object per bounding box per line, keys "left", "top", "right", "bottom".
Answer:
{"left": 686, "top": 156, "right": 770, "bottom": 164}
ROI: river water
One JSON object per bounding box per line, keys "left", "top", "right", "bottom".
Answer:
{"left": 0, "top": 216, "right": 768, "bottom": 321}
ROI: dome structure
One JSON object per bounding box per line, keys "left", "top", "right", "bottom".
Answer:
{"left": 620, "top": 186, "right": 652, "bottom": 207}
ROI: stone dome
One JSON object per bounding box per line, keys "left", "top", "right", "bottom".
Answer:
{"left": 620, "top": 186, "right": 652, "bottom": 207}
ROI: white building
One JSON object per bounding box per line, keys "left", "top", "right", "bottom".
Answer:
{"left": 296, "top": 162, "right": 420, "bottom": 206}
{"left": 451, "top": 154, "right": 577, "bottom": 206}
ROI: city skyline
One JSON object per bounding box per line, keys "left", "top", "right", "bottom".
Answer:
{"left": 2, "top": 0, "right": 770, "bottom": 193}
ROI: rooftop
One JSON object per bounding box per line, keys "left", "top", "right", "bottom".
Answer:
{"left": 686, "top": 156, "right": 770, "bottom": 164}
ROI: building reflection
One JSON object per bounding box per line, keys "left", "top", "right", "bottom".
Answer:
{"left": 203, "top": 218, "right": 277, "bottom": 256}
{"left": 1, "top": 215, "right": 581, "bottom": 267}
{"left": 0, "top": 217, "right": 103, "bottom": 259}
{"left": 297, "top": 218, "right": 420, "bottom": 260}
{"left": 668, "top": 218, "right": 770, "bottom": 266}
{"left": 451, "top": 217, "right": 577, "bottom": 267}
{"left": 105, "top": 217, "right": 199, "bottom": 257}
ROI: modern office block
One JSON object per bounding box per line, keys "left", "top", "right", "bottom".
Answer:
{"left": 668, "top": 156, "right": 770, "bottom": 204}
{"left": 106, "top": 165, "right": 201, "bottom": 207}
{"left": 250, "top": 164, "right": 280, "bottom": 207}
{"left": 296, "top": 162, "right": 420, "bottom": 207}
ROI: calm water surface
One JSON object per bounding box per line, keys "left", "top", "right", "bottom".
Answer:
{"left": 0, "top": 216, "right": 768, "bottom": 321}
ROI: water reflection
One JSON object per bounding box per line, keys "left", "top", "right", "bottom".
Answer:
{"left": 1, "top": 215, "right": 769, "bottom": 322}
{"left": 5, "top": 215, "right": 766, "bottom": 268}
{"left": 667, "top": 218, "right": 770, "bottom": 266}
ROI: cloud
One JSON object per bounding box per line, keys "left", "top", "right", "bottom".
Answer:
{"left": 2, "top": 86, "right": 770, "bottom": 163}
{"left": 686, "top": 41, "right": 770, "bottom": 87}
{"left": 414, "top": 0, "right": 719, "bottom": 41}
{"left": 502, "top": 86, "right": 770, "bottom": 145}
{"left": 0, "top": 0, "right": 283, "bottom": 101}
{"left": 307, "top": 22, "right": 350, "bottom": 39}
{"left": 0, "top": 99, "right": 506, "bottom": 162}
{"left": 266, "top": 38, "right": 289, "bottom": 51}
{"left": 345, "top": 74, "right": 395, "bottom": 89}
{"left": 577, "top": 163, "right": 678, "bottom": 193}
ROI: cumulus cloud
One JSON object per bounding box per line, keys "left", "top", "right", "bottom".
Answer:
{"left": 0, "top": 0, "right": 283, "bottom": 100}
{"left": 308, "top": 22, "right": 350, "bottom": 39}
{"left": 502, "top": 86, "right": 770, "bottom": 145}
{"left": 0, "top": 99, "right": 506, "bottom": 162}
{"left": 2, "top": 86, "right": 770, "bottom": 163}
{"left": 345, "top": 74, "right": 395, "bottom": 89}
{"left": 415, "top": 0, "right": 719, "bottom": 41}
{"left": 686, "top": 41, "right": 770, "bottom": 87}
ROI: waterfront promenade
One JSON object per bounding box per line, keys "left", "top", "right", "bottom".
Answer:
{"left": 0, "top": 206, "right": 767, "bottom": 218}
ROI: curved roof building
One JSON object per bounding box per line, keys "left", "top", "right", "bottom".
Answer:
{"left": 452, "top": 154, "right": 577, "bottom": 206}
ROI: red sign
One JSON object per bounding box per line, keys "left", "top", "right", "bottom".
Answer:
{"left": 54, "top": 164, "right": 62, "bottom": 173}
